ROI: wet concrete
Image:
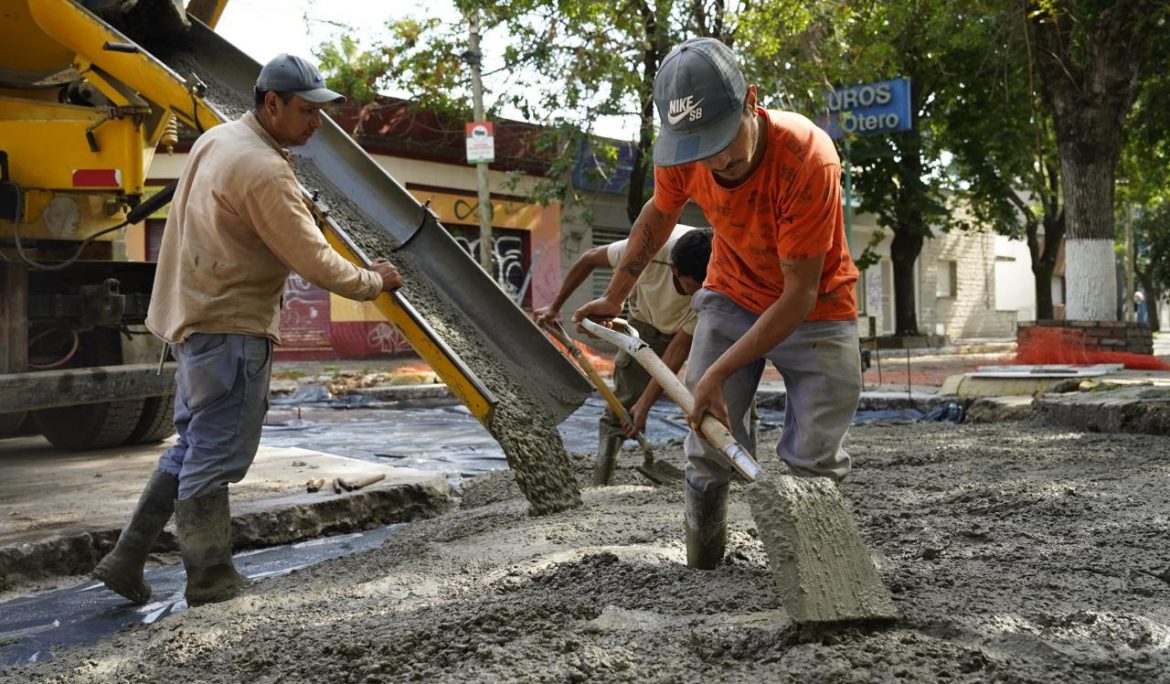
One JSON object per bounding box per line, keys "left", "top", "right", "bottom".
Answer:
{"left": 0, "top": 524, "right": 403, "bottom": 666}
{"left": 4, "top": 421, "right": 1169, "bottom": 682}
{"left": 745, "top": 475, "right": 897, "bottom": 624}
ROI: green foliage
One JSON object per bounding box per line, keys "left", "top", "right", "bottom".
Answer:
{"left": 854, "top": 228, "right": 887, "bottom": 271}
{"left": 1119, "top": 6, "right": 1170, "bottom": 321}
{"left": 314, "top": 35, "right": 392, "bottom": 104}
{"left": 304, "top": 0, "right": 1170, "bottom": 325}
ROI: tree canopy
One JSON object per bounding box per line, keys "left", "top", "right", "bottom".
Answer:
{"left": 313, "top": 0, "right": 1170, "bottom": 329}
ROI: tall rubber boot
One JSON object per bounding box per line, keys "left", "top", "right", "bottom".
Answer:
{"left": 684, "top": 481, "right": 729, "bottom": 570}
{"left": 591, "top": 433, "right": 625, "bottom": 486}
{"left": 93, "top": 469, "right": 179, "bottom": 604}
{"left": 175, "top": 488, "right": 246, "bottom": 606}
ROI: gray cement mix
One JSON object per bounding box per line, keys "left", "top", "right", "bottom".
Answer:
{"left": 746, "top": 475, "right": 897, "bottom": 624}
{"left": 161, "top": 52, "right": 581, "bottom": 516}
{"left": 5, "top": 422, "right": 1170, "bottom": 683}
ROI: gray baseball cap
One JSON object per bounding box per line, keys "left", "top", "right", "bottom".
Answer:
{"left": 255, "top": 54, "right": 346, "bottom": 105}
{"left": 652, "top": 38, "right": 746, "bottom": 166}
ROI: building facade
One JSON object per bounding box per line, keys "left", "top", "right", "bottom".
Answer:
{"left": 130, "top": 104, "right": 1048, "bottom": 361}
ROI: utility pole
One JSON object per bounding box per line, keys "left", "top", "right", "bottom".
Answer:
{"left": 468, "top": 10, "right": 494, "bottom": 278}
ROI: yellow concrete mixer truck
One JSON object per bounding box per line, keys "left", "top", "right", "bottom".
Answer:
{"left": 0, "top": 0, "right": 591, "bottom": 452}
{"left": 0, "top": 0, "right": 233, "bottom": 449}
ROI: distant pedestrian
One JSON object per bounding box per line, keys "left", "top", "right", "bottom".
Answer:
{"left": 1135, "top": 291, "right": 1149, "bottom": 324}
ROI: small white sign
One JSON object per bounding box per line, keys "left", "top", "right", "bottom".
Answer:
{"left": 465, "top": 121, "right": 495, "bottom": 164}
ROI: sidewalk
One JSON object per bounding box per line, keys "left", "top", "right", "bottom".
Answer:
{"left": 0, "top": 436, "right": 450, "bottom": 594}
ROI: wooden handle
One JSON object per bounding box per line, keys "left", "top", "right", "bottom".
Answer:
{"left": 632, "top": 348, "right": 737, "bottom": 450}
{"left": 543, "top": 321, "right": 654, "bottom": 456}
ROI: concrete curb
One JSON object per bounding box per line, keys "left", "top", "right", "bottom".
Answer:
{"left": 1033, "top": 386, "right": 1170, "bottom": 435}
{"left": 0, "top": 480, "right": 453, "bottom": 592}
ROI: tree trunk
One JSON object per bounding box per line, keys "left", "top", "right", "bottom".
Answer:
{"left": 1060, "top": 152, "right": 1120, "bottom": 320}
{"left": 1027, "top": 208, "right": 1064, "bottom": 320}
{"left": 627, "top": 0, "right": 663, "bottom": 224}
{"left": 627, "top": 124, "right": 652, "bottom": 224}
{"left": 888, "top": 118, "right": 928, "bottom": 337}
{"left": 890, "top": 229, "right": 923, "bottom": 336}
{"left": 1147, "top": 285, "right": 1161, "bottom": 333}
{"left": 1031, "top": 0, "right": 1152, "bottom": 320}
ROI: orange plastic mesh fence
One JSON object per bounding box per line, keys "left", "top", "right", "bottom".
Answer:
{"left": 1015, "top": 326, "right": 1169, "bottom": 371}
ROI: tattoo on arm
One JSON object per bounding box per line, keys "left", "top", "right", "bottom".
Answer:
{"left": 620, "top": 222, "right": 658, "bottom": 277}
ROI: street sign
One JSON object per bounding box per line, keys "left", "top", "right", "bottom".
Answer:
{"left": 819, "top": 78, "right": 912, "bottom": 140}
{"left": 465, "top": 121, "right": 495, "bottom": 164}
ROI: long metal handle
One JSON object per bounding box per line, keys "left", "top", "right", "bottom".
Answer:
{"left": 580, "top": 319, "right": 762, "bottom": 482}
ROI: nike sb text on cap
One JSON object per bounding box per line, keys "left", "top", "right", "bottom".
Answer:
{"left": 653, "top": 38, "right": 747, "bottom": 166}
{"left": 255, "top": 54, "right": 346, "bottom": 105}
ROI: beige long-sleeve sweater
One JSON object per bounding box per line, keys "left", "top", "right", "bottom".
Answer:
{"left": 146, "top": 112, "right": 382, "bottom": 344}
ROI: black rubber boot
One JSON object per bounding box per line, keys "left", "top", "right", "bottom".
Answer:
{"left": 591, "top": 433, "right": 625, "bottom": 486}
{"left": 176, "top": 488, "right": 245, "bottom": 606}
{"left": 93, "top": 469, "right": 179, "bottom": 604}
{"left": 684, "top": 480, "right": 729, "bottom": 570}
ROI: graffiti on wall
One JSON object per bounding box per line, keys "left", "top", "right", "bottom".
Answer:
{"left": 366, "top": 322, "right": 413, "bottom": 355}
{"left": 447, "top": 227, "right": 529, "bottom": 303}
{"left": 279, "top": 273, "right": 331, "bottom": 350}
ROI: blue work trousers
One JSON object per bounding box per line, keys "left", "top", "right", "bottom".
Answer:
{"left": 157, "top": 333, "right": 272, "bottom": 500}
{"left": 683, "top": 289, "right": 861, "bottom": 490}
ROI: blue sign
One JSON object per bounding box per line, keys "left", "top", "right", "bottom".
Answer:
{"left": 818, "top": 78, "right": 912, "bottom": 140}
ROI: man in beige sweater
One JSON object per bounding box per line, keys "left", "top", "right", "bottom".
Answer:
{"left": 94, "top": 54, "right": 401, "bottom": 607}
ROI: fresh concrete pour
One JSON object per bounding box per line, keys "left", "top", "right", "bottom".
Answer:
{"left": 165, "top": 50, "right": 581, "bottom": 516}
{"left": 3, "top": 421, "right": 1168, "bottom": 682}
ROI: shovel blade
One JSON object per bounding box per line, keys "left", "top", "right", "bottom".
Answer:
{"left": 745, "top": 475, "right": 897, "bottom": 625}
{"left": 636, "top": 460, "right": 686, "bottom": 485}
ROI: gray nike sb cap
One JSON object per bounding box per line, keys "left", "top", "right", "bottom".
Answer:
{"left": 652, "top": 38, "right": 746, "bottom": 166}
{"left": 255, "top": 53, "right": 346, "bottom": 105}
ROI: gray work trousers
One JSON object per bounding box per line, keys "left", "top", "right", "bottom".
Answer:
{"left": 599, "top": 318, "right": 673, "bottom": 445}
{"left": 157, "top": 333, "right": 273, "bottom": 500}
{"left": 683, "top": 289, "right": 861, "bottom": 490}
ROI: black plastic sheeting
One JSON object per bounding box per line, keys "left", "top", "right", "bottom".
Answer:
{"left": 0, "top": 396, "right": 947, "bottom": 668}
{"left": 260, "top": 393, "right": 944, "bottom": 479}
{"left": 260, "top": 395, "right": 706, "bottom": 478}
{"left": 0, "top": 525, "right": 403, "bottom": 667}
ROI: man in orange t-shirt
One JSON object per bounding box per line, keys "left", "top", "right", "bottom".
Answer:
{"left": 573, "top": 37, "right": 861, "bottom": 570}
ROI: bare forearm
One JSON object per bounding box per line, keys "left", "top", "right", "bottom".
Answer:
{"left": 550, "top": 255, "right": 598, "bottom": 311}
{"left": 604, "top": 200, "right": 680, "bottom": 304}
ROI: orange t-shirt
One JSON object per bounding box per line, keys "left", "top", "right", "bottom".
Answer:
{"left": 653, "top": 108, "right": 858, "bottom": 320}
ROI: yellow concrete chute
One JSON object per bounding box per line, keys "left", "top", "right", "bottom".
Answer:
{"left": 309, "top": 199, "right": 497, "bottom": 425}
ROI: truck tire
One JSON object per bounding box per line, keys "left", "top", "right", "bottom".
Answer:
{"left": 33, "top": 400, "right": 146, "bottom": 451}
{"left": 0, "top": 411, "right": 29, "bottom": 438}
{"left": 124, "top": 393, "right": 177, "bottom": 445}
